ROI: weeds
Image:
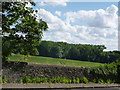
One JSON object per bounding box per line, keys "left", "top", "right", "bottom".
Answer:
{"left": 2, "top": 76, "right": 8, "bottom": 83}
{"left": 1, "top": 76, "right": 116, "bottom": 84}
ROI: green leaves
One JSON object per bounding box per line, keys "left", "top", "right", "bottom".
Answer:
{"left": 2, "top": 2, "right": 48, "bottom": 60}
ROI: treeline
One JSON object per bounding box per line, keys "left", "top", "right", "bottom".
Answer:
{"left": 36, "top": 41, "right": 120, "bottom": 63}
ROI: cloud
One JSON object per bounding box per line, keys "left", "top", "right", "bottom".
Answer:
{"left": 39, "top": 1, "right": 46, "bottom": 6}
{"left": 38, "top": 0, "right": 69, "bottom": 6}
{"left": 106, "top": 4, "right": 118, "bottom": 14}
{"left": 37, "top": 5, "right": 118, "bottom": 51}
{"left": 55, "top": 11, "right": 62, "bottom": 16}
{"left": 64, "top": 4, "right": 118, "bottom": 29}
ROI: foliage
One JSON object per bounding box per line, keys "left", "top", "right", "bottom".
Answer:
{"left": 50, "top": 46, "right": 63, "bottom": 58}
{"left": 87, "top": 63, "right": 118, "bottom": 83}
{"left": 0, "top": 77, "right": 2, "bottom": 83}
{"left": 2, "top": 76, "right": 8, "bottom": 83}
{"left": 19, "top": 78, "right": 23, "bottom": 84}
{"left": 23, "top": 76, "right": 32, "bottom": 83}
{"left": 1, "top": 75, "right": 117, "bottom": 84}
{"left": 2, "top": 2, "right": 48, "bottom": 60}
{"left": 21, "top": 76, "right": 89, "bottom": 84}
{"left": 23, "top": 76, "right": 89, "bottom": 84}
{"left": 98, "top": 79, "right": 104, "bottom": 84}
{"left": 106, "top": 79, "right": 113, "bottom": 84}
{"left": 81, "top": 77, "right": 89, "bottom": 83}
{"left": 87, "top": 64, "right": 117, "bottom": 77}
{"left": 36, "top": 41, "right": 120, "bottom": 63}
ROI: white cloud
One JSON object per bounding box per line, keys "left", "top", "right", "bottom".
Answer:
{"left": 45, "top": 0, "right": 69, "bottom": 6}
{"left": 64, "top": 4, "right": 118, "bottom": 29}
{"left": 55, "top": 11, "right": 62, "bottom": 16}
{"left": 106, "top": 4, "right": 118, "bottom": 14}
{"left": 39, "top": 1, "right": 46, "bottom": 6}
{"left": 38, "top": 0, "right": 69, "bottom": 6}
{"left": 37, "top": 5, "right": 118, "bottom": 51}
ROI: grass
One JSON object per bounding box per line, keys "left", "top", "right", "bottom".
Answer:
{"left": 7, "top": 54, "right": 104, "bottom": 67}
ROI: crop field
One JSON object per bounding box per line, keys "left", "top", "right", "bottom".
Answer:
{"left": 7, "top": 54, "right": 104, "bottom": 67}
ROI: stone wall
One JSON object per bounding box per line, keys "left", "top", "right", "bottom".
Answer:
{"left": 2, "top": 61, "right": 87, "bottom": 83}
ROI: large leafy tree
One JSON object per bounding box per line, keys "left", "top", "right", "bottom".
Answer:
{"left": 2, "top": 2, "right": 48, "bottom": 60}
{"left": 50, "top": 45, "right": 63, "bottom": 58}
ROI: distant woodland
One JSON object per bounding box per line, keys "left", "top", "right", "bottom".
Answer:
{"left": 14, "top": 40, "right": 120, "bottom": 63}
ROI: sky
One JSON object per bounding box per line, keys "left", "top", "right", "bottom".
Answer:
{"left": 27, "top": 1, "right": 119, "bottom": 51}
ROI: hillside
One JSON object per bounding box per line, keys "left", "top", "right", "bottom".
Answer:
{"left": 7, "top": 54, "right": 104, "bottom": 67}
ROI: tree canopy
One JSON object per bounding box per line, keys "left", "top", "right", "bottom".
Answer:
{"left": 2, "top": 2, "right": 48, "bottom": 60}
{"left": 36, "top": 41, "right": 120, "bottom": 63}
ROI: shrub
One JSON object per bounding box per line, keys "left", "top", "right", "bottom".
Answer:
{"left": 50, "top": 77, "right": 56, "bottom": 83}
{"left": 72, "top": 78, "right": 76, "bottom": 83}
{"left": 72, "top": 78, "right": 82, "bottom": 83}
{"left": 106, "top": 79, "right": 113, "bottom": 84}
{"left": 81, "top": 77, "right": 88, "bottom": 83}
{"left": 98, "top": 79, "right": 104, "bottom": 84}
{"left": 40, "top": 77, "right": 48, "bottom": 83}
{"left": 2, "top": 76, "right": 8, "bottom": 83}
{"left": 19, "top": 78, "right": 23, "bottom": 84}
{"left": 16, "top": 76, "right": 118, "bottom": 84}
{"left": 49, "top": 76, "right": 70, "bottom": 83}
{"left": 24, "top": 76, "right": 32, "bottom": 83}
{"left": 0, "top": 77, "right": 2, "bottom": 83}
{"left": 62, "top": 77, "right": 69, "bottom": 83}
{"left": 32, "top": 77, "right": 40, "bottom": 83}
{"left": 76, "top": 78, "right": 80, "bottom": 83}
{"left": 93, "top": 79, "right": 97, "bottom": 83}
{"left": 87, "top": 64, "right": 118, "bottom": 83}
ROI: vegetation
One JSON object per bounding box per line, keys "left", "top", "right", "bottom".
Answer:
{"left": 22, "top": 76, "right": 90, "bottom": 84}
{"left": 86, "top": 62, "right": 120, "bottom": 83}
{"left": 2, "top": 76, "right": 8, "bottom": 83}
{"left": 2, "top": 2, "right": 119, "bottom": 63}
{"left": 2, "top": 2, "right": 48, "bottom": 60}
{"left": 1, "top": 76, "right": 88, "bottom": 84}
{"left": 4, "top": 57, "right": 120, "bottom": 84}
{"left": 7, "top": 54, "right": 104, "bottom": 67}
{"left": 2, "top": 1, "right": 119, "bottom": 85}
{"left": 35, "top": 41, "right": 120, "bottom": 63}
{"left": 1, "top": 75, "right": 116, "bottom": 84}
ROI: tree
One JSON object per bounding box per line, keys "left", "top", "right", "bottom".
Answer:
{"left": 68, "top": 46, "right": 80, "bottom": 60}
{"left": 37, "top": 41, "right": 53, "bottom": 57}
{"left": 2, "top": 2, "right": 48, "bottom": 60}
{"left": 50, "top": 46, "right": 63, "bottom": 58}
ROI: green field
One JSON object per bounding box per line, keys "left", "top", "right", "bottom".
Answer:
{"left": 8, "top": 54, "right": 104, "bottom": 67}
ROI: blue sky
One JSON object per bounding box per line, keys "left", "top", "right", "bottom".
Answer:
{"left": 37, "top": 2, "right": 118, "bottom": 11}
{"left": 30, "top": 1, "right": 118, "bottom": 51}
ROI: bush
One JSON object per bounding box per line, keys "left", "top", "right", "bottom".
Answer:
{"left": 21, "top": 76, "right": 90, "bottom": 84}
{"left": 87, "top": 64, "right": 118, "bottom": 83}
{"left": 81, "top": 77, "right": 88, "bottom": 83}
{"left": 24, "top": 76, "right": 32, "bottom": 83}
{"left": 15, "top": 76, "right": 118, "bottom": 84}
{"left": 98, "top": 79, "right": 104, "bottom": 84}
{"left": 72, "top": 78, "right": 80, "bottom": 83}
{"left": 106, "top": 79, "right": 113, "bottom": 84}
{"left": 62, "top": 77, "right": 69, "bottom": 83}
{"left": 2, "top": 76, "right": 8, "bottom": 83}
{"left": 32, "top": 77, "right": 41, "bottom": 83}
{"left": 40, "top": 77, "right": 48, "bottom": 83}
{"left": 19, "top": 78, "right": 23, "bottom": 84}
{"left": 49, "top": 76, "right": 70, "bottom": 83}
